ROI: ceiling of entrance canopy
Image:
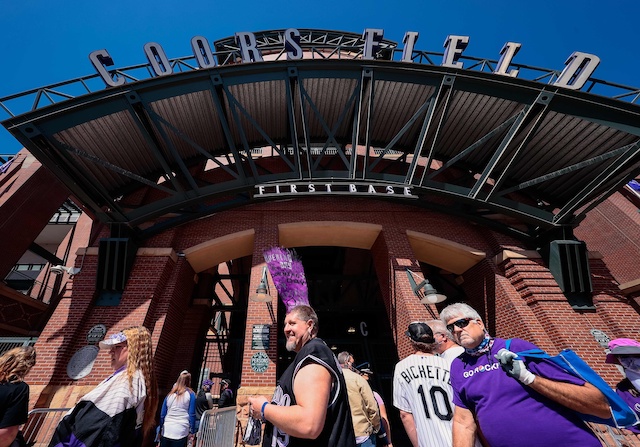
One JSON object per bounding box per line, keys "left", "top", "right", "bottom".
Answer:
{"left": 3, "top": 47, "right": 640, "bottom": 240}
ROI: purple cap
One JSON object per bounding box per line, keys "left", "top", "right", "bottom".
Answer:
{"left": 605, "top": 338, "right": 640, "bottom": 364}
{"left": 98, "top": 332, "right": 127, "bottom": 349}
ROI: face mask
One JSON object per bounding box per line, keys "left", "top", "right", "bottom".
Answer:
{"left": 625, "top": 369, "right": 640, "bottom": 392}
{"left": 619, "top": 356, "right": 640, "bottom": 373}
{"left": 465, "top": 333, "right": 493, "bottom": 357}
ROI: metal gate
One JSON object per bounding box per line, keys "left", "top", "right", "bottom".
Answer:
{"left": 195, "top": 407, "right": 237, "bottom": 447}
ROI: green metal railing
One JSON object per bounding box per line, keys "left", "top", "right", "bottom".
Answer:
{"left": 2, "top": 44, "right": 640, "bottom": 119}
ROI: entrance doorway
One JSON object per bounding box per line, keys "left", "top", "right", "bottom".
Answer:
{"left": 193, "top": 256, "right": 251, "bottom": 392}
{"left": 273, "top": 246, "right": 407, "bottom": 444}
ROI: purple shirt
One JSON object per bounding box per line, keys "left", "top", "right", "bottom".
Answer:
{"left": 451, "top": 337, "right": 600, "bottom": 447}
{"left": 616, "top": 379, "right": 640, "bottom": 433}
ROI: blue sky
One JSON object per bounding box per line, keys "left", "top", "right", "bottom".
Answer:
{"left": 1, "top": 0, "right": 639, "bottom": 155}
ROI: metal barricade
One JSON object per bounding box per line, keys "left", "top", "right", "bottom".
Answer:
{"left": 588, "top": 422, "right": 640, "bottom": 447}
{"left": 22, "top": 408, "right": 69, "bottom": 447}
{"left": 195, "top": 406, "right": 237, "bottom": 447}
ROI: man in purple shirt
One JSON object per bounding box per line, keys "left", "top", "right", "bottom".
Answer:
{"left": 605, "top": 338, "right": 640, "bottom": 434}
{"left": 440, "top": 303, "right": 610, "bottom": 447}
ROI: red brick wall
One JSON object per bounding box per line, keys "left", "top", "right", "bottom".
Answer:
{"left": 240, "top": 226, "right": 278, "bottom": 388}
{"left": 148, "top": 256, "right": 201, "bottom": 392}
{"left": 493, "top": 254, "right": 640, "bottom": 385}
{"left": 576, "top": 192, "right": 640, "bottom": 285}
{"left": 371, "top": 228, "right": 434, "bottom": 361}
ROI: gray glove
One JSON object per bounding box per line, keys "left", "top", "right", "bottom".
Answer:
{"left": 495, "top": 348, "right": 536, "bottom": 385}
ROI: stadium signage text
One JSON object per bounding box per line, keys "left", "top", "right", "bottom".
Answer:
{"left": 254, "top": 182, "right": 417, "bottom": 198}
{"left": 90, "top": 29, "right": 600, "bottom": 91}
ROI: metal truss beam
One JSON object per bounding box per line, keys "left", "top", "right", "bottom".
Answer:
{"left": 554, "top": 140, "right": 640, "bottom": 223}
{"left": 470, "top": 91, "right": 551, "bottom": 199}
{"left": 5, "top": 59, "right": 640, "bottom": 241}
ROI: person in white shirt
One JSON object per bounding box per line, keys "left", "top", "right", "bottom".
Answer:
{"left": 158, "top": 371, "right": 196, "bottom": 447}
{"left": 426, "top": 320, "right": 464, "bottom": 363}
{"left": 393, "top": 322, "right": 456, "bottom": 447}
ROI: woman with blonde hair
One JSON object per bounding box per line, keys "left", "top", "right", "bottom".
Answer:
{"left": 157, "top": 371, "right": 196, "bottom": 447}
{"left": 0, "top": 346, "right": 36, "bottom": 447}
{"left": 122, "top": 326, "right": 159, "bottom": 439}
{"left": 49, "top": 325, "right": 158, "bottom": 447}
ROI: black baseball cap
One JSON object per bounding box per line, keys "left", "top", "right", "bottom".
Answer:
{"left": 406, "top": 322, "right": 435, "bottom": 343}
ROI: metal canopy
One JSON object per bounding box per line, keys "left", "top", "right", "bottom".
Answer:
{"left": 3, "top": 47, "right": 640, "bottom": 241}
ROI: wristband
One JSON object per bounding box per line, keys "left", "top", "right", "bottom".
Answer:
{"left": 261, "top": 401, "right": 269, "bottom": 422}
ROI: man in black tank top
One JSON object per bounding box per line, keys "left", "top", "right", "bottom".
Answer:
{"left": 248, "top": 305, "right": 355, "bottom": 447}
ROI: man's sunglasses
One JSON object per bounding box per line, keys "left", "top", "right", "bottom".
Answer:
{"left": 446, "top": 318, "right": 474, "bottom": 333}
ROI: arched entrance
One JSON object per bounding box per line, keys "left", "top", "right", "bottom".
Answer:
{"left": 181, "top": 220, "right": 486, "bottom": 445}
{"left": 273, "top": 245, "right": 397, "bottom": 394}
{"left": 273, "top": 245, "right": 406, "bottom": 445}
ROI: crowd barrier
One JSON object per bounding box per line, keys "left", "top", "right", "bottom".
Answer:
{"left": 195, "top": 406, "right": 237, "bottom": 447}
{"left": 588, "top": 422, "right": 640, "bottom": 447}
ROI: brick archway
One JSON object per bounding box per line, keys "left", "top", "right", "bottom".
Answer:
{"left": 182, "top": 229, "right": 255, "bottom": 273}
{"left": 406, "top": 230, "right": 486, "bottom": 275}
{"left": 278, "top": 221, "right": 382, "bottom": 249}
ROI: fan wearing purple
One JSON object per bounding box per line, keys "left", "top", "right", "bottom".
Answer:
{"left": 440, "top": 303, "right": 610, "bottom": 447}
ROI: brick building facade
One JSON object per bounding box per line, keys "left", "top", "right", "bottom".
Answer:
{"left": 16, "top": 190, "right": 640, "bottom": 439}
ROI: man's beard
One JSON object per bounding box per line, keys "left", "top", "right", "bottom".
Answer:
{"left": 286, "top": 339, "right": 297, "bottom": 352}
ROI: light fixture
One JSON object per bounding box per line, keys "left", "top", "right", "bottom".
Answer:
{"left": 249, "top": 266, "right": 272, "bottom": 302}
{"left": 50, "top": 265, "right": 81, "bottom": 277}
{"left": 406, "top": 268, "right": 447, "bottom": 304}
{"left": 347, "top": 326, "right": 356, "bottom": 334}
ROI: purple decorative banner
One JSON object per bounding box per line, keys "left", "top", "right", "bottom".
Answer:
{"left": 263, "top": 247, "right": 309, "bottom": 312}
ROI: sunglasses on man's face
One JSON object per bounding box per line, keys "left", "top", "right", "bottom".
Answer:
{"left": 446, "top": 318, "right": 474, "bottom": 333}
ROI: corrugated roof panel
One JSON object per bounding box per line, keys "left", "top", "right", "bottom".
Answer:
{"left": 541, "top": 136, "right": 637, "bottom": 203}
{"left": 366, "top": 81, "right": 436, "bottom": 150}
{"left": 437, "top": 91, "right": 524, "bottom": 166}
{"left": 53, "top": 129, "right": 124, "bottom": 192}
{"left": 300, "top": 77, "right": 358, "bottom": 145}
{"left": 518, "top": 114, "right": 603, "bottom": 180}
{"left": 148, "top": 90, "right": 227, "bottom": 162}
{"left": 226, "top": 80, "right": 288, "bottom": 147}
{"left": 482, "top": 109, "right": 639, "bottom": 207}
{"left": 440, "top": 91, "right": 483, "bottom": 163}
{"left": 452, "top": 96, "right": 520, "bottom": 156}
{"left": 54, "top": 110, "right": 164, "bottom": 193}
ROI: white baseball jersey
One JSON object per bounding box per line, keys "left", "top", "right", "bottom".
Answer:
{"left": 393, "top": 353, "right": 454, "bottom": 447}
